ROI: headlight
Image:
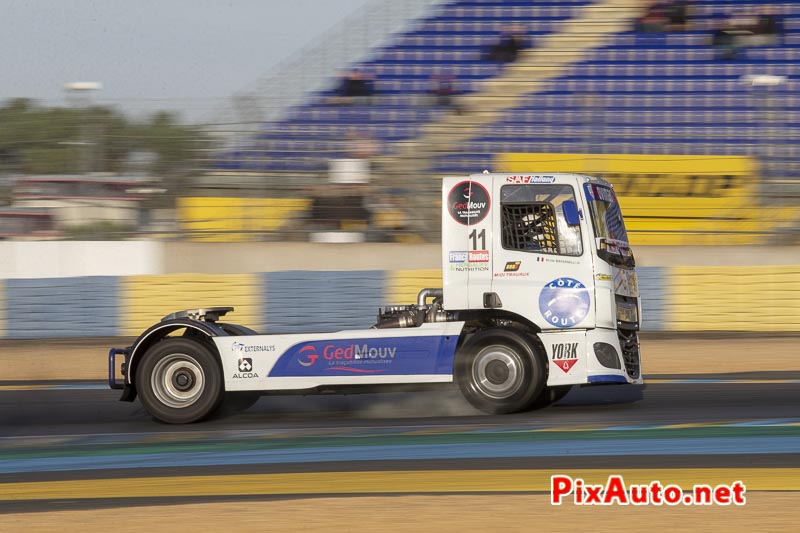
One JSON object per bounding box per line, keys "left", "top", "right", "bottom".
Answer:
{"left": 616, "top": 300, "right": 638, "bottom": 324}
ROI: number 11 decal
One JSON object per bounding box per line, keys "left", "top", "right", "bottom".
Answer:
{"left": 469, "top": 228, "right": 486, "bottom": 250}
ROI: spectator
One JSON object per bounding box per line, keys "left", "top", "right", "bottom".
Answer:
{"left": 427, "top": 74, "right": 461, "bottom": 114}
{"left": 711, "top": 21, "right": 738, "bottom": 60}
{"left": 664, "top": 0, "right": 690, "bottom": 31}
{"left": 709, "top": 5, "right": 785, "bottom": 55}
{"left": 332, "top": 69, "right": 375, "bottom": 105}
{"left": 635, "top": 1, "right": 668, "bottom": 33}
{"left": 483, "top": 25, "right": 530, "bottom": 63}
{"left": 754, "top": 6, "right": 784, "bottom": 45}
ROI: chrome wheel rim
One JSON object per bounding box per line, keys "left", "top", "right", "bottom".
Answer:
{"left": 473, "top": 344, "right": 524, "bottom": 399}
{"left": 151, "top": 353, "right": 205, "bottom": 409}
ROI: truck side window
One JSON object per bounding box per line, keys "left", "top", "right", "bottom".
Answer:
{"left": 502, "top": 203, "right": 558, "bottom": 253}
{"left": 500, "top": 184, "right": 583, "bottom": 256}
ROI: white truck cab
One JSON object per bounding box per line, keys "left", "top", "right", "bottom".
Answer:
{"left": 439, "top": 173, "right": 641, "bottom": 390}
{"left": 110, "top": 172, "right": 643, "bottom": 423}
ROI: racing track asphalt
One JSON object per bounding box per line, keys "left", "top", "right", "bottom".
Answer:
{"left": 1, "top": 373, "right": 799, "bottom": 511}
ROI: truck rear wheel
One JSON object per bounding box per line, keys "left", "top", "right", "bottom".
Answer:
{"left": 136, "top": 338, "right": 224, "bottom": 424}
{"left": 456, "top": 328, "right": 546, "bottom": 414}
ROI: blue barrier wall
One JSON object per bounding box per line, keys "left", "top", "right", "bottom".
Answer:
{"left": 263, "top": 270, "right": 386, "bottom": 334}
{"left": 5, "top": 276, "right": 120, "bottom": 339}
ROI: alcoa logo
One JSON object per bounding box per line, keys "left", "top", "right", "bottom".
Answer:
{"left": 232, "top": 357, "right": 259, "bottom": 379}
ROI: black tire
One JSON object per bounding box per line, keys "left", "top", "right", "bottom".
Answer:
{"left": 136, "top": 337, "right": 224, "bottom": 424}
{"left": 528, "top": 385, "right": 573, "bottom": 410}
{"left": 455, "top": 328, "right": 546, "bottom": 414}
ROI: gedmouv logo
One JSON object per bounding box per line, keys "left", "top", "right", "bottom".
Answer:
{"left": 324, "top": 344, "right": 396, "bottom": 360}
{"left": 538, "top": 278, "right": 591, "bottom": 328}
{"left": 447, "top": 181, "right": 490, "bottom": 225}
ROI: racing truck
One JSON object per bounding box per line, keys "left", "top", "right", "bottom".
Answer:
{"left": 109, "top": 172, "right": 643, "bottom": 423}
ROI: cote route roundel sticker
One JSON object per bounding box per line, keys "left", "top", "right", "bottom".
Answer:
{"left": 539, "top": 278, "right": 591, "bottom": 328}
{"left": 447, "top": 181, "right": 490, "bottom": 225}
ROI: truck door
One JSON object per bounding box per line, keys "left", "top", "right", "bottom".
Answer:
{"left": 491, "top": 179, "right": 594, "bottom": 330}
{"left": 442, "top": 176, "right": 494, "bottom": 310}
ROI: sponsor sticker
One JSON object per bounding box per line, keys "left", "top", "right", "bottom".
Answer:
{"left": 504, "top": 261, "right": 521, "bottom": 272}
{"left": 506, "top": 175, "right": 557, "bottom": 184}
{"left": 468, "top": 250, "right": 490, "bottom": 262}
{"left": 539, "top": 278, "right": 591, "bottom": 328}
{"left": 294, "top": 342, "right": 397, "bottom": 373}
{"left": 232, "top": 342, "right": 276, "bottom": 353}
{"left": 232, "top": 357, "right": 259, "bottom": 379}
{"left": 449, "top": 251, "right": 468, "bottom": 263}
{"left": 551, "top": 342, "right": 578, "bottom": 373}
{"left": 447, "top": 181, "right": 490, "bottom": 225}
{"left": 451, "top": 263, "right": 489, "bottom": 272}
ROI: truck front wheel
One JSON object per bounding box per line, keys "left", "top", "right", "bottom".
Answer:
{"left": 456, "top": 328, "right": 546, "bottom": 414}
{"left": 136, "top": 338, "right": 224, "bottom": 424}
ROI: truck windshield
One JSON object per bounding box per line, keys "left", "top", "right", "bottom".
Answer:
{"left": 583, "top": 183, "right": 634, "bottom": 267}
{"left": 584, "top": 183, "right": 629, "bottom": 243}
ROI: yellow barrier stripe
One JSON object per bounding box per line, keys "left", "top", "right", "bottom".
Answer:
{"left": 668, "top": 266, "right": 800, "bottom": 331}
{"left": 120, "top": 274, "right": 261, "bottom": 336}
{"left": 177, "top": 197, "right": 311, "bottom": 242}
{"left": 2, "top": 469, "right": 798, "bottom": 501}
{"left": 387, "top": 269, "right": 442, "bottom": 305}
{"left": 496, "top": 153, "right": 756, "bottom": 177}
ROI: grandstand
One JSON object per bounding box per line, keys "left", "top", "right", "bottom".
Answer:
{"left": 200, "top": 0, "right": 800, "bottom": 245}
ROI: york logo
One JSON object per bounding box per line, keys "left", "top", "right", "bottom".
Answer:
{"left": 298, "top": 345, "right": 319, "bottom": 367}
{"left": 552, "top": 343, "right": 578, "bottom": 359}
{"left": 233, "top": 357, "right": 259, "bottom": 379}
{"left": 551, "top": 343, "right": 578, "bottom": 373}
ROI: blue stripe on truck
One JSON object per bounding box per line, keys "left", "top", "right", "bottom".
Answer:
{"left": 268, "top": 334, "right": 460, "bottom": 377}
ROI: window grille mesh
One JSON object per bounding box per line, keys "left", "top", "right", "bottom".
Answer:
{"left": 501, "top": 203, "right": 558, "bottom": 253}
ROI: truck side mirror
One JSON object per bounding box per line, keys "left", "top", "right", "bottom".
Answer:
{"left": 562, "top": 200, "right": 580, "bottom": 226}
